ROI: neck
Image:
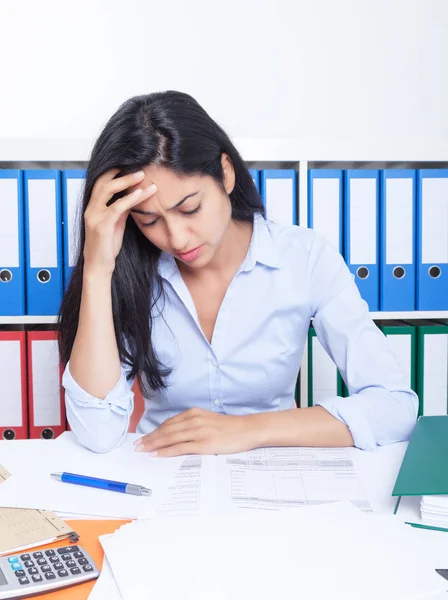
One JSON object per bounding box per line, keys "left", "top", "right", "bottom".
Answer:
{"left": 179, "top": 218, "right": 253, "bottom": 279}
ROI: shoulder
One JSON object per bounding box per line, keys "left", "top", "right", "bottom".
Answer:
{"left": 264, "top": 219, "right": 331, "bottom": 265}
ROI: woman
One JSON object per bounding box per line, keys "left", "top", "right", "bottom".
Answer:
{"left": 59, "top": 90, "right": 418, "bottom": 456}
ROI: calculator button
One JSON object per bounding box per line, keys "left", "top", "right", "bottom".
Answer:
{"left": 37, "top": 558, "right": 47, "bottom": 566}
{"left": 23, "top": 560, "right": 34, "bottom": 568}
{"left": 41, "top": 565, "right": 51, "bottom": 573}
{"left": 18, "top": 576, "right": 30, "bottom": 585}
{"left": 57, "top": 546, "right": 79, "bottom": 554}
{"left": 66, "top": 560, "right": 76, "bottom": 568}
{"left": 14, "top": 570, "right": 25, "bottom": 577}
{"left": 78, "top": 557, "right": 88, "bottom": 565}
{"left": 32, "top": 551, "right": 43, "bottom": 559}
{"left": 70, "top": 567, "right": 81, "bottom": 575}
{"left": 45, "top": 549, "right": 56, "bottom": 557}
{"left": 61, "top": 553, "right": 72, "bottom": 561}
{"left": 27, "top": 567, "right": 38, "bottom": 575}
{"left": 20, "top": 553, "right": 31, "bottom": 561}
{"left": 11, "top": 563, "right": 23, "bottom": 571}
{"left": 8, "top": 556, "right": 19, "bottom": 563}
{"left": 73, "top": 551, "right": 84, "bottom": 559}
{"left": 32, "top": 574, "right": 43, "bottom": 582}
{"left": 45, "top": 572, "right": 56, "bottom": 580}
{"left": 83, "top": 564, "right": 94, "bottom": 572}
{"left": 49, "top": 556, "right": 59, "bottom": 563}
{"left": 58, "top": 569, "right": 69, "bottom": 577}
{"left": 53, "top": 562, "right": 64, "bottom": 570}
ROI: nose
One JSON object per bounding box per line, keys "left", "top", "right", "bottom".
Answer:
{"left": 167, "top": 222, "right": 190, "bottom": 253}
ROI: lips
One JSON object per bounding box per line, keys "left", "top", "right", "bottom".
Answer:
{"left": 176, "top": 246, "right": 202, "bottom": 262}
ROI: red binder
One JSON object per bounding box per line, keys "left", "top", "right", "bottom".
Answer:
{"left": 27, "top": 330, "right": 66, "bottom": 439}
{"left": 0, "top": 331, "right": 28, "bottom": 440}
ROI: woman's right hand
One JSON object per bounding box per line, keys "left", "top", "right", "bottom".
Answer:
{"left": 83, "top": 169, "right": 157, "bottom": 276}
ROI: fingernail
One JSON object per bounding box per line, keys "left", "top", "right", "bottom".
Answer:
{"left": 149, "top": 451, "right": 158, "bottom": 457}
{"left": 147, "top": 184, "right": 157, "bottom": 193}
{"left": 131, "top": 188, "right": 142, "bottom": 197}
{"left": 134, "top": 171, "right": 145, "bottom": 178}
{"left": 133, "top": 438, "right": 142, "bottom": 445}
{"left": 135, "top": 445, "right": 144, "bottom": 452}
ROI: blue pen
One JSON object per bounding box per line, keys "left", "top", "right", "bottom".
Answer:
{"left": 50, "top": 472, "right": 152, "bottom": 496}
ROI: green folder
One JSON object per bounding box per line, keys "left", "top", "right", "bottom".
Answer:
{"left": 307, "top": 328, "right": 344, "bottom": 406}
{"left": 380, "top": 323, "right": 417, "bottom": 393}
{"left": 393, "top": 415, "right": 448, "bottom": 497}
{"left": 417, "top": 325, "right": 448, "bottom": 417}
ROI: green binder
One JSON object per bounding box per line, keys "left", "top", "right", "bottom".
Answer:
{"left": 307, "top": 328, "right": 344, "bottom": 407}
{"left": 417, "top": 325, "right": 448, "bottom": 417}
{"left": 380, "top": 323, "right": 417, "bottom": 393}
{"left": 393, "top": 415, "right": 448, "bottom": 497}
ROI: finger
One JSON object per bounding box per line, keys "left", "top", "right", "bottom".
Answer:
{"left": 91, "top": 170, "right": 146, "bottom": 209}
{"left": 134, "top": 418, "right": 192, "bottom": 447}
{"left": 154, "top": 442, "right": 200, "bottom": 458}
{"left": 104, "top": 184, "right": 158, "bottom": 222}
{"left": 162, "top": 407, "right": 206, "bottom": 427}
{"left": 135, "top": 427, "right": 198, "bottom": 453}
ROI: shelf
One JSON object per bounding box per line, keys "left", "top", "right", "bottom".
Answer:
{"left": 0, "top": 316, "right": 58, "bottom": 325}
{"left": 1, "top": 137, "right": 448, "bottom": 163}
{"left": 1, "top": 312, "right": 448, "bottom": 326}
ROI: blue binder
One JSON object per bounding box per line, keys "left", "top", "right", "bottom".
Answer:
{"left": 260, "top": 170, "right": 297, "bottom": 226}
{"left": 416, "top": 169, "right": 448, "bottom": 310}
{"left": 344, "top": 170, "right": 380, "bottom": 312}
{"left": 380, "top": 170, "right": 416, "bottom": 311}
{"left": 24, "top": 170, "right": 63, "bottom": 316}
{"left": 61, "top": 170, "right": 86, "bottom": 290}
{"left": 0, "top": 170, "right": 25, "bottom": 316}
{"left": 308, "top": 169, "right": 343, "bottom": 253}
{"left": 248, "top": 169, "right": 260, "bottom": 192}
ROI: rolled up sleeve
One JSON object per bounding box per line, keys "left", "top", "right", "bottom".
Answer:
{"left": 62, "top": 361, "right": 135, "bottom": 453}
{"left": 308, "top": 235, "right": 419, "bottom": 451}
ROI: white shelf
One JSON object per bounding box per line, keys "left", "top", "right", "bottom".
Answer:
{"left": 1, "top": 136, "right": 448, "bottom": 163}
{"left": 0, "top": 316, "right": 58, "bottom": 325}
{"left": 1, "top": 312, "right": 447, "bottom": 326}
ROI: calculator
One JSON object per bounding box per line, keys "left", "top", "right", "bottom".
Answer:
{"left": 0, "top": 545, "right": 100, "bottom": 599}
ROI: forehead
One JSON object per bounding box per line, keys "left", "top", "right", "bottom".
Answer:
{"left": 128, "top": 165, "right": 204, "bottom": 194}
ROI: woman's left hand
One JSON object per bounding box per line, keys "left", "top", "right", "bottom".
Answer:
{"left": 133, "top": 408, "right": 258, "bottom": 457}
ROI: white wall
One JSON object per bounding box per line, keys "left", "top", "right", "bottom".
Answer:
{"left": 1, "top": 0, "right": 447, "bottom": 159}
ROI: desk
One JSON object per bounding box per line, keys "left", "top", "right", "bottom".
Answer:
{"left": 2, "top": 439, "right": 448, "bottom": 599}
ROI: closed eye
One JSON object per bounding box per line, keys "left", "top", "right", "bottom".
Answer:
{"left": 141, "top": 203, "right": 202, "bottom": 227}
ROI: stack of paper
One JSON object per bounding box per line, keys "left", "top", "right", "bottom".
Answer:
{"left": 421, "top": 495, "right": 448, "bottom": 528}
{"left": 91, "top": 502, "right": 448, "bottom": 600}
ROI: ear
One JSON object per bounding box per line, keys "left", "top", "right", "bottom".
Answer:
{"left": 221, "top": 153, "right": 235, "bottom": 195}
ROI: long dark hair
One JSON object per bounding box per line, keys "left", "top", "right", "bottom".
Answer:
{"left": 58, "top": 91, "right": 264, "bottom": 395}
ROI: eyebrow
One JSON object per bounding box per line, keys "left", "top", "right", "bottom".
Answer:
{"left": 130, "top": 191, "right": 200, "bottom": 216}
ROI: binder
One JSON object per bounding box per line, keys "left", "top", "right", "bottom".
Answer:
{"left": 0, "top": 170, "right": 25, "bottom": 316}
{"left": 416, "top": 169, "right": 448, "bottom": 310}
{"left": 27, "top": 330, "right": 65, "bottom": 439}
{"left": 0, "top": 331, "right": 27, "bottom": 440}
{"left": 380, "top": 170, "right": 417, "bottom": 311}
{"left": 248, "top": 169, "right": 260, "bottom": 193}
{"left": 308, "top": 169, "right": 343, "bottom": 253}
{"left": 416, "top": 324, "right": 448, "bottom": 417}
{"left": 344, "top": 170, "right": 380, "bottom": 311}
{"left": 308, "top": 328, "right": 343, "bottom": 406}
{"left": 380, "top": 322, "right": 417, "bottom": 392}
{"left": 260, "top": 170, "right": 297, "bottom": 226}
{"left": 61, "top": 170, "right": 85, "bottom": 290}
{"left": 23, "top": 170, "right": 63, "bottom": 316}
{"left": 393, "top": 416, "right": 448, "bottom": 497}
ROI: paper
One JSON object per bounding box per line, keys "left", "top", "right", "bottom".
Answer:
{"left": 100, "top": 503, "right": 448, "bottom": 600}
{"left": 0, "top": 508, "right": 75, "bottom": 556}
{"left": 217, "top": 447, "right": 372, "bottom": 514}
{"left": 0, "top": 464, "right": 11, "bottom": 483}
{"left": 88, "top": 551, "right": 122, "bottom": 600}
{"left": 0, "top": 432, "right": 183, "bottom": 519}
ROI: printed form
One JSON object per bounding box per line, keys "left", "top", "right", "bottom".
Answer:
{"left": 155, "top": 447, "right": 371, "bottom": 517}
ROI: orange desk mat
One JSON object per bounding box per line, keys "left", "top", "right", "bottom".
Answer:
{"left": 32, "top": 519, "right": 130, "bottom": 599}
